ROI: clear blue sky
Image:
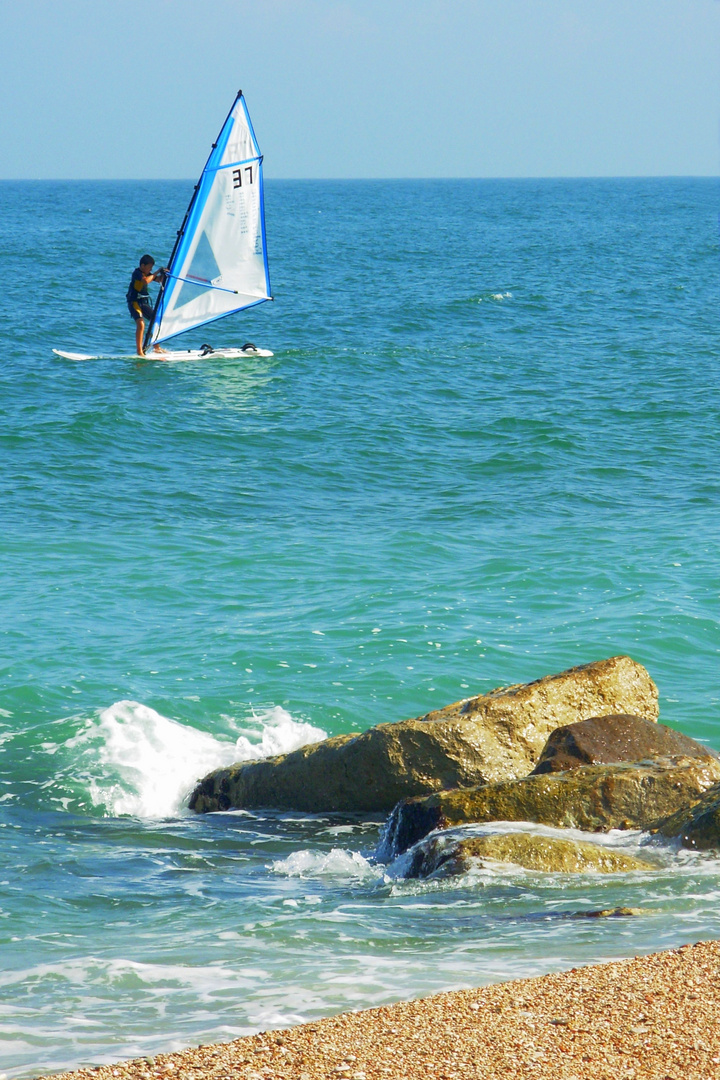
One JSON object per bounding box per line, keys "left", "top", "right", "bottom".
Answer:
{"left": 1, "top": 0, "right": 718, "bottom": 179}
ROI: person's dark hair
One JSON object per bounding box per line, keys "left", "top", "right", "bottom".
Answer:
{"left": 140, "top": 254, "right": 154, "bottom": 267}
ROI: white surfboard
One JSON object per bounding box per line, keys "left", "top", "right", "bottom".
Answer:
{"left": 53, "top": 346, "right": 273, "bottom": 362}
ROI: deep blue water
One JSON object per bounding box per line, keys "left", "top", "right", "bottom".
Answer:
{"left": 1, "top": 177, "right": 720, "bottom": 1077}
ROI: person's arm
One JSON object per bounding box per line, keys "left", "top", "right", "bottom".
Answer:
{"left": 132, "top": 270, "right": 164, "bottom": 291}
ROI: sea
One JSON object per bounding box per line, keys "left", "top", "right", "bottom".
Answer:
{"left": 1, "top": 176, "right": 719, "bottom": 1078}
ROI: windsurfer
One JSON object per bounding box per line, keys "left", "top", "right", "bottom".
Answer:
{"left": 126, "top": 255, "right": 168, "bottom": 356}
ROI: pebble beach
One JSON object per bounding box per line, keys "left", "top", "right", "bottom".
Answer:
{"left": 40, "top": 939, "right": 720, "bottom": 1080}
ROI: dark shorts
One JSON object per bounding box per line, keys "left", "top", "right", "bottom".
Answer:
{"left": 128, "top": 298, "right": 154, "bottom": 322}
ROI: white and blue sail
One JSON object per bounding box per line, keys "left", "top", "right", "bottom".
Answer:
{"left": 145, "top": 91, "right": 272, "bottom": 348}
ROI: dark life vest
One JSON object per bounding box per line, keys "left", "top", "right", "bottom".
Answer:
{"left": 126, "top": 268, "right": 151, "bottom": 305}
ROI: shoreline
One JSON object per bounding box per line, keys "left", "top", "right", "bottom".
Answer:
{"left": 39, "top": 939, "right": 720, "bottom": 1080}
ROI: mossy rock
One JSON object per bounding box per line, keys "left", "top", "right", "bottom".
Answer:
{"left": 406, "top": 831, "right": 655, "bottom": 878}
{"left": 653, "top": 781, "right": 720, "bottom": 849}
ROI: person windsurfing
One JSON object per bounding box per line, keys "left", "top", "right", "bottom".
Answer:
{"left": 126, "top": 255, "right": 167, "bottom": 357}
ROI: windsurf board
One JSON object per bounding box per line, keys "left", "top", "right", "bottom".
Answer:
{"left": 53, "top": 346, "right": 273, "bottom": 362}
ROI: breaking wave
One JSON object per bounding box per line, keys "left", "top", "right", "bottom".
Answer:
{"left": 65, "top": 701, "right": 326, "bottom": 819}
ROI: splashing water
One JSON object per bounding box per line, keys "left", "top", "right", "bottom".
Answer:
{"left": 67, "top": 701, "right": 326, "bottom": 819}
{"left": 271, "top": 847, "right": 380, "bottom": 881}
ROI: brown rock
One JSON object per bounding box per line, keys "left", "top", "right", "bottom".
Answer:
{"left": 190, "top": 655, "right": 659, "bottom": 814}
{"left": 405, "top": 831, "right": 655, "bottom": 878}
{"left": 380, "top": 757, "right": 720, "bottom": 857}
{"left": 532, "top": 713, "right": 718, "bottom": 775}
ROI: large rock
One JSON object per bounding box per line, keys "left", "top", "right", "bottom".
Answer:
{"left": 403, "top": 831, "right": 655, "bottom": 879}
{"left": 379, "top": 757, "right": 720, "bottom": 858}
{"left": 653, "top": 781, "right": 720, "bottom": 849}
{"left": 190, "top": 655, "right": 659, "bottom": 814}
{"left": 532, "top": 714, "right": 718, "bottom": 775}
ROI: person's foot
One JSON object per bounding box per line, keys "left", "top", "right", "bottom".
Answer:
{"left": 153, "top": 345, "right": 166, "bottom": 354}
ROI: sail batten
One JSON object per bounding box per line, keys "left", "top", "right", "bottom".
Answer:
{"left": 146, "top": 93, "right": 271, "bottom": 347}
{"left": 210, "top": 156, "right": 262, "bottom": 172}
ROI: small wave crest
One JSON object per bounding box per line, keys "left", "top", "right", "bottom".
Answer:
{"left": 477, "top": 291, "right": 513, "bottom": 303}
{"left": 67, "top": 701, "right": 326, "bottom": 820}
{"left": 271, "top": 848, "right": 380, "bottom": 882}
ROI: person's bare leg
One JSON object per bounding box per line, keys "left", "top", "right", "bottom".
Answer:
{"left": 135, "top": 318, "right": 145, "bottom": 356}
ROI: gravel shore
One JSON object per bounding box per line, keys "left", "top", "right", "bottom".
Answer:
{"left": 39, "top": 939, "right": 720, "bottom": 1080}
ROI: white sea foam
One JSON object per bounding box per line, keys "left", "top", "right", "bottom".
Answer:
{"left": 271, "top": 848, "right": 380, "bottom": 881}
{"left": 442, "top": 819, "right": 648, "bottom": 849}
{"left": 230, "top": 707, "right": 326, "bottom": 760}
{"left": 0, "top": 954, "right": 270, "bottom": 998}
{"left": 68, "top": 702, "right": 326, "bottom": 820}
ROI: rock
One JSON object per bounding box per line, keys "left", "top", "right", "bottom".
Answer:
{"left": 532, "top": 713, "right": 718, "bottom": 775}
{"left": 653, "top": 781, "right": 720, "bottom": 849}
{"left": 190, "top": 655, "right": 659, "bottom": 814}
{"left": 569, "top": 907, "right": 650, "bottom": 918}
{"left": 403, "top": 831, "right": 655, "bottom": 878}
{"left": 380, "top": 757, "right": 720, "bottom": 857}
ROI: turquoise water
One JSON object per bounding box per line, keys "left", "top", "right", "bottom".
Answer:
{"left": 1, "top": 177, "right": 720, "bottom": 1077}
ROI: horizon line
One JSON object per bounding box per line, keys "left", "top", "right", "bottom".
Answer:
{"left": 1, "top": 173, "right": 719, "bottom": 183}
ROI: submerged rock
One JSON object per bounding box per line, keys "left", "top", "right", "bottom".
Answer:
{"left": 532, "top": 713, "right": 718, "bottom": 775}
{"left": 569, "top": 907, "right": 650, "bottom": 918}
{"left": 653, "top": 781, "right": 720, "bottom": 849}
{"left": 190, "top": 655, "right": 659, "bottom": 814}
{"left": 380, "top": 757, "right": 720, "bottom": 858}
{"left": 404, "top": 831, "right": 655, "bottom": 878}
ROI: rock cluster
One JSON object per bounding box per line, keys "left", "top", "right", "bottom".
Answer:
{"left": 190, "top": 655, "right": 658, "bottom": 814}
{"left": 189, "top": 654, "right": 720, "bottom": 876}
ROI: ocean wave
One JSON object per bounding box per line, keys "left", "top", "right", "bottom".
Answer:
{"left": 65, "top": 701, "right": 326, "bottom": 819}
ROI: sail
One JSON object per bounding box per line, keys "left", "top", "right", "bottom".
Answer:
{"left": 146, "top": 92, "right": 271, "bottom": 346}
